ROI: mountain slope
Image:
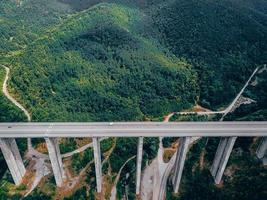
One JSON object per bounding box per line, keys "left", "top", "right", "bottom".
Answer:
{"left": 152, "top": 0, "right": 267, "bottom": 108}
{"left": 7, "top": 3, "right": 198, "bottom": 121}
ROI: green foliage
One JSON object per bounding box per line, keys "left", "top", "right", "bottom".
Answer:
{"left": 143, "top": 137, "right": 159, "bottom": 162}
{"left": 170, "top": 113, "right": 210, "bottom": 122}
{"left": 109, "top": 138, "right": 137, "bottom": 173}
{"left": 23, "top": 189, "right": 52, "bottom": 200}
{"left": 152, "top": 0, "right": 267, "bottom": 109}
{"left": 166, "top": 137, "right": 267, "bottom": 200}
{"left": 71, "top": 148, "right": 94, "bottom": 173}
{"left": 0, "top": 66, "right": 27, "bottom": 179}
{"left": 226, "top": 70, "right": 267, "bottom": 121}
{"left": 4, "top": 2, "right": 197, "bottom": 122}
{"left": 100, "top": 138, "right": 114, "bottom": 152}
{"left": 116, "top": 158, "right": 136, "bottom": 199}
{"left": 0, "top": 155, "right": 7, "bottom": 180}
{"left": 0, "top": 67, "right": 27, "bottom": 122}
{"left": 63, "top": 186, "right": 88, "bottom": 200}
{"left": 60, "top": 138, "right": 77, "bottom": 154}
{"left": 0, "top": 1, "right": 267, "bottom": 199}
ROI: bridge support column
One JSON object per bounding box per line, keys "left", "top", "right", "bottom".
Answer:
{"left": 45, "top": 138, "right": 65, "bottom": 187}
{"left": 172, "top": 137, "right": 191, "bottom": 193}
{"left": 136, "top": 136, "right": 143, "bottom": 195}
{"left": 93, "top": 137, "right": 102, "bottom": 193}
{"left": 256, "top": 137, "right": 267, "bottom": 165}
{"left": 211, "top": 137, "right": 237, "bottom": 184}
{"left": 0, "top": 138, "right": 26, "bottom": 185}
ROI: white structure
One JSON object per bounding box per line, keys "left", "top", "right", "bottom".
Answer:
{"left": 0, "top": 122, "right": 266, "bottom": 194}
{"left": 0, "top": 138, "right": 26, "bottom": 185}
{"left": 136, "top": 136, "right": 144, "bottom": 195}
{"left": 211, "top": 137, "right": 237, "bottom": 184}
{"left": 93, "top": 137, "right": 102, "bottom": 193}
{"left": 256, "top": 137, "right": 267, "bottom": 165}
{"left": 172, "top": 137, "right": 191, "bottom": 193}
{"left": 45, "top": 138, "right": 66, "bottom": 186}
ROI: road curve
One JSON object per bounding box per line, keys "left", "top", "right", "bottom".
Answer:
{"left": 176, "top": 67, "right": 259, "bottom": 117}
{"left": 157, "top": 67, "right": 260, "bottom": 199}
{"left": 221, "top": 67, "right": 259, "bottom": 120}
{"left": 110, "top": 155, "right": 136, "bottom": 200}
{"left": 1, "top": 65, "right": 31, "bottom": 121}
{"left": 62, "top": 137, "right": 108, "bottom": 158}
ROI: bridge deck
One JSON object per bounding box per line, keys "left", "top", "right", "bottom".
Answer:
{"left": 0, "top": 122, "right": 267, "bottom": 138}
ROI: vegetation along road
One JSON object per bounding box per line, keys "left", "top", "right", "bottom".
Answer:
{"left": 1, "top": 65, "right": 31, "bottom": 121}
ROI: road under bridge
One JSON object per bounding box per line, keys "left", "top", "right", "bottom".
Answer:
{"left": 0, "top": 122, "right": 266, "bottom": 196}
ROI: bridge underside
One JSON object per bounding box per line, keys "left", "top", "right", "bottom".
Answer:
{"left": 45, "top": 138, "right": 66, "bottom": 187}
{"left": 172, "top": 137, "right": 191, "bottom": 193}
{"left": 0, "top": 138, "right": 26, "bottom": 185}
{"left": 211, "top": 137, "right": 237, "bottom": 184}
{"left": 256, "top": 137, "right": 267, "bottom": 165}
{"left": 0, "top": 122, "right": 266, "bottom": 195}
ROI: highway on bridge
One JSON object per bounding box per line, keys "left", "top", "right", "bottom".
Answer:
{"left": 0, "top": 122, "right": 267, "bottom": 138}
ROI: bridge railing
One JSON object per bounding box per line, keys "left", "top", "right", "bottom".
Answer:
{"left": 0, "top": 122, "right": 266, "bottom": 196}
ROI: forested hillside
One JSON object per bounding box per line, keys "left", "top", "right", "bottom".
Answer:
{"left": 0, "top": 0, "right": 266, "bottom": 199}
{"left": 152, "top": 0, "right": 267, "bottom": 108}
{"left": 4, "top": 2, "right": 199, "bottom": 121}
{"left": 1, "top": 0, "right": 266, "bottom": 122}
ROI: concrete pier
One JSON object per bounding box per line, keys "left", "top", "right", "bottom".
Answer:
{"left": 172, "top": 137, "right": 191, "bottom": 193}
{"left": 256, "top": 137, "right": 267, "bottom": 165}
{"left": 45, "top": 138, "right": 65, "bottom": 187}
{"left": 0, "top": 138, "right": 26, "bottom": 185}
{"left": 0, "top": 122, "right": 266, "bottom": 196}
{"left": 136, "top": 137, "right": 144, "bottom": 195}
{"left": 93, "top": 137, "right": 102, "bottom": 193}
{"left": 211, "top": 137, "right": 237, "bottom": 184}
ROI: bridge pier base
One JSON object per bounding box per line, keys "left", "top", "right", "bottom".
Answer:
{"left": 211, "top": 137, "right": 237, "bottom": 184}
{"left": 256, "top": 137, "right": 267, "bottom": 165}
{"left": 136, "top": 136, "right": 143, "bottom": 195}
{"left": 45, "top": 138, "right": 65, "bottom": 187}
{"left": 0, "top": 138, "right": 26, "bottom": 185}
{"left": 172, "top": 137, "right": 191, "bottom": 193}
{"left": 93, "top": 137, "right": 102, "bottom": 193}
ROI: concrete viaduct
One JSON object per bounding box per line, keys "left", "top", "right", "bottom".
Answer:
{"left": 0, "top": 122, "right": 266, "bottom": 195}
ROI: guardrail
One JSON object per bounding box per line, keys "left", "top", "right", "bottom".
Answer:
{"left": 0, "top": 122, "right": 266, "bottom": 197}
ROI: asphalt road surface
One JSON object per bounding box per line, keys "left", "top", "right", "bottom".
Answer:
{"left": 0, "top": 122, "right": 267, "bottom": 138}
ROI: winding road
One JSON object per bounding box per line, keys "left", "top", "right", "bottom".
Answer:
{"left": 110, "top": 156, "right": 136, "bottom": 200}
{"left": 157, "top": 67, "right": 260, "bottom": 200}
{"left": 1, "top": 64, "right": 260, "bottom": 199}
{"left": 176, "top": 67, "right": 259, "bottom": 117}
{"left": 1, "top": 65, "right": 33, "bottom": 150}
{"left": 220, "top": 67, "right": 259, "bottom": 120}
{"left": 1, "top": 65, "right": 47, "bottom": 195}
{"left": 1, "top": 65, "right": 31, "bottom": 121}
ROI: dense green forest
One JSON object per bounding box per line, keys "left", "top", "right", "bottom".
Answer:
{"left": 0, "top": 0, "right": 266, "bottom": 199}
{"left": 165, "top": 138, "right": 267, "bottom": 200}
{"left": 1, "top": 0, "right": 267, "bottom": 120}
{"left": 5, "top": 2, "right": 198, "bottom": 121}
{"left": 151, "top": 0, "right": 267, "bottom": 108}
{"left": 0, "top": 67, "right": 26, "bottom": 122}
{"left": 0, "top": 66, "right": 26, "bottom": 181}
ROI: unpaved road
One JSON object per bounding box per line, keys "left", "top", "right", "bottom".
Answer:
{"left": 1, "top": 65, "right": 50, "bottom": 195}
{"left": 24, "top": 149, "right": 50, "bottom": 196}
{"left": 220, "top": 67, "right": 259, "bottom": 120}
{"left": 110, "top": 156, "right": 136, "bottom": 200}
{"left": 156, "top": 67, "right": 260, "bottom": 200}
{"left": 1, "top": 64, "right": 260, "bottom": 198}
{"left": 1, "top": 65, "right": 32, "bottom": 150}
{"left": 1, "top": 65, "right": 31, "bottom": 121}
{"left": 176, "top": 67, "right": 259, "bottom": 117}
{"left": 141, "top": 114, "right": 173, "bottom": 200}
{"left": 62, "top": 137, "right": 108, "bottom": 158}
